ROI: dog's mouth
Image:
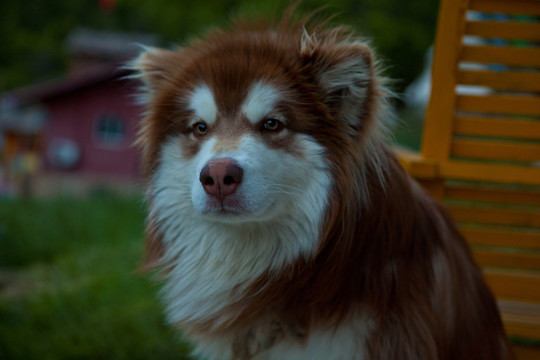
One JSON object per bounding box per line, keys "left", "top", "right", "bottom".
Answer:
{"left": 202, "top": 196, "right": 248, "bottom": 216}
{"left": 204, "top": 207, "right": 244, "bottom": 216}
{"left": 200, "top": 195, "right": 281, "bottom": 223}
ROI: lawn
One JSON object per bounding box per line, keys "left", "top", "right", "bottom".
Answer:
{"left": 0, "top": 194, "right": 192, "bottom": 360}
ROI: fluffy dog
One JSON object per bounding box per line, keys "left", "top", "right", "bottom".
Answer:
{"left": 131, "top": 14, "right": 510, "bottom": 360}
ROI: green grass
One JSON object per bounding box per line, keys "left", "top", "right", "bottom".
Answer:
{"left": 0, "top": 194, "right": 192, "bottom": 360}
{"left": 392, "top": 107, "right": 424, "bottom": 151}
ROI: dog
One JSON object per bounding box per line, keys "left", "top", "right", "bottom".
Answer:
{"left": 130, "top": 13, "right": 511, "bottom": 360}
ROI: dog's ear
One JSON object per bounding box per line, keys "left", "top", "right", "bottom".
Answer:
{"left": 302, "top": 35, "right": 375, "bottom": 131}
{"left": 129, "top": 47, "right": 182, "bottom": 102}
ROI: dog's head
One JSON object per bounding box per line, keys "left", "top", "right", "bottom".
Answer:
{"left": 132, "top": 19, "right": 388, "bottom": 229}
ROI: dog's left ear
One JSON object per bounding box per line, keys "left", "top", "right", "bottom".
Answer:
{"left": 129, "top": 47, "right": 182, "bottom": 103}
{"left": 303, "top": 36, "right": 375, "bottom": 130}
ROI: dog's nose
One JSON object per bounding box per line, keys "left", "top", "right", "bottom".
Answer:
{"left": 199, "top": 158, "right": 243, "bottom": 200}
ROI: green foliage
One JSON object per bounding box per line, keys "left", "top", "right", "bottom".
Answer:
{"left": 0, "top": 0, "right": 439, "bottom": 94}
{"left": 0, "top": 195, "right": 143, "bottom": 266}
{"left": 0, "top": 195, "right": 192, "bottom": 359}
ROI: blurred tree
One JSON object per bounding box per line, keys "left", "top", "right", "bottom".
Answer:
{"left": 0, "top": 0, "right": 439, "bottom": 95}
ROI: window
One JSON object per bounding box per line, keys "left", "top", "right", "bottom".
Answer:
{"left": 95, "top": 114, "right": 125, "bottom": 146}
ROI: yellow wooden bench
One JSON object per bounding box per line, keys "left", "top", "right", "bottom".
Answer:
{"left": 397, "top": 0, "right": 540, "bottom": 358}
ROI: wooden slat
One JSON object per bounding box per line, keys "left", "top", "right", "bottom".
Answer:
{"left": 418, "top": 179, "right": 446, "bottom": 202}
{"left": 473, "top": 248, "right": 540, "bottom": 271}
{"left": 456, "top": 94, "right": 540, "bottom": 116}
{"left": 440, "top": 162, "right": 540, "bottom": 185}
{"left": 421, "top": 0, "right": 467, "bottom": 161}
{"left": 499, "top": 300, "right": 540, "bottom": 339}
{"left": 454, "top": 116, "right": 540, "bottom": 140}
{"left": 440, "top": 161, "right": 540, "bottom": 185}
{"left": 512, "top": 344, "right": 540, "bottom": 360}
{"left": 458, "top": 69, "right": 540, "bottom": 92}
{"left": 461, "top": 227, "right": 540, "bottom": 250}
{"left": 447, "top": 184, "right": 540, "bottom": 207}
{"left": 461, "top": 45, "right": 540, "bottom": 68}
{"left": 395, "top": 149, "right": 439, "bottom": 179}
{"left": 465, "top": 20, "right": 540, "bottom": 42}
{"left": 451, "top": 139, "right": 540, "bottom": 162}
{"left": 484, "top": 269, "right": 540, "bottom": 303}
{"left": 470, "top": 0, "right": 540, "bottom": 16}
{"left": 448, "top": 204, "right": 540, "bottom": 227}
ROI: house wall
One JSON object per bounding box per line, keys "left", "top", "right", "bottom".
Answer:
{"left": 42, "top": 78, "right": 142, "bottom": 179}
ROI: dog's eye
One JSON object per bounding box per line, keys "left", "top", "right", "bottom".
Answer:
{"left": 262, "top": 118, "right": 283, "bottom": 132}
{"left": 193, "top": 122, "right": 208, "bottom": 136}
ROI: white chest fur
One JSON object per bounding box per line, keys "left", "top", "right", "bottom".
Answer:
{"left": 148, "top": 136, "right": 365, "bottom": 358}
{"left": 189, "top": 313, "right": 371, "bottom": 360}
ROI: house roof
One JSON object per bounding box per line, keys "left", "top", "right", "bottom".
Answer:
{"left": 66, "top": 28, "right": 159, "bottom": 60}
{"left": 0, "top": 61, "right": 131, "bottom": 134}
{"left": 3, "top": 61, "right": 132, "bottom": 106}
{"left": 3, "top": 27, "right": 160, "bottom": 106}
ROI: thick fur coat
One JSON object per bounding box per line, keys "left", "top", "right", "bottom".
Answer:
{"left": 131, "top": 14, "right": 510, "bottom": 360}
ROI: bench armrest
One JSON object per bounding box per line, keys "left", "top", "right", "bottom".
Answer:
{"left": 394, "top": 147, "right": 440, "bottom": 180}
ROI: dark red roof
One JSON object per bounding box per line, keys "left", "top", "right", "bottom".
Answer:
{"left": 4, "top": 61, "right": 131, "bottom": 106}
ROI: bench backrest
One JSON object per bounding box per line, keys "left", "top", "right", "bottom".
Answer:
{"left": 421, "top": 0, "right": 540, "bottom": 306}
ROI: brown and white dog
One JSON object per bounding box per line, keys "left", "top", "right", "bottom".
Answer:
{"left": 131, "top": 14, "right": 510, "bottom": 360}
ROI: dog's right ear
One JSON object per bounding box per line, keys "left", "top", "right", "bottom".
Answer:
{"left": 129, "top": 47, "right": 181, "bottom": 101}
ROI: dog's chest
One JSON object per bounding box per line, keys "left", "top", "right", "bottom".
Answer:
{"left": 188, "top": 313, "right": 371, "bottom": 360}
{"left": 158, "top": 224, "right": 371, "bottom": 359}
{"left": 155, "top": 202, "right": 324, "bottom": 324}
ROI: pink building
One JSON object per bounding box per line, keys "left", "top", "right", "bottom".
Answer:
{"left": 3, "top": 63, "right": 143, "bottom": 194}
{"left": 0, "top": 29, "right": 158, "bottom": 195}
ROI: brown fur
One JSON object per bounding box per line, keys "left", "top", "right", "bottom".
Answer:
{"left": 133, "top": 13, "right": 511, "bottom": 360}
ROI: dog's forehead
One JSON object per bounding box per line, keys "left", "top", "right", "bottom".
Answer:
{"left": 241, "top": 81, "right": 283, "bottom": 124}
{"left": 186, "top": 81, "right": 283, "bottom": 125}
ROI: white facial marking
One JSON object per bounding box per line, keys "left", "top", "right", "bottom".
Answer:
{"left": 188, "top": 84, "right": 218, "bottom": 125}
{"left": 241, "top": 81, "right": 282, "bottom": 124}
{"left": 151, "top": 131, "right": 332, "bottom": 334}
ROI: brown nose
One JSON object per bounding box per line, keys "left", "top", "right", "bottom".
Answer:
{"left": 199, "top": 158, "right": 243, "bottom": 200}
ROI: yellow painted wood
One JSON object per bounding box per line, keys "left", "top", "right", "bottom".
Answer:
{"left": 421, "top": 0, "right": 468, "bottom": 161}
{"left": 473, "top": 248, "right": 540, "bottom": 271}
{"left": 499, "top": 300, "right": 540, "bottom": 339}
{"left": 483, "top": 269, "right": 540, "bottom": 303}
{"left": 446, "top": 184, "right": 540, "bottom": 207}
{"left": 461, "top": 45, "right": 540, "bottom": 68}
{"left": 456, "top": 94, "right": 540, "bottom": 117}
{"left": 440, "top": 161, "right": 540, "bottom": 185}
{"left": 506, "top": 324, "right": 540, "bottom": 341}
{"left": 418, "top": 179, "right": 446, "bottom": 202}
{"left": 457, "top": 70, "right": 540, "bottom": 92}
{"left": 415, "top": 0, "right": 540, "bottom": 349}
{"left": 465, "top": 20, "right": 540, "bottom": 42}
{"left": 395, "top": 149, "right": 439, "bottom": 179}
{"left": 461, "top": 227, "right": 540, "bottom": 250}
{"left": 470, "top": 0, "right": 540, "bottom": 16}
{"left": 512, "top": 344, "right": 540, "bottom": 360}
{"left": 454, "top": 116, "right": 540, "bottom": 140}
{"left": 448, "top": 204, "right": 540, "bottom": 227}
{"left": 451, "top": 139, "right": 540, "bottom": 162}
{"left": 415, "top": 0, "right": 540, "bottom": 348}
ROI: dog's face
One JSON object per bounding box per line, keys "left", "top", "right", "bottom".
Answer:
{"left": 161, "top": 79, "right": 331, "bottom": 225}
{"left": 134, "top": 26, "right": 381, "bottom": 227}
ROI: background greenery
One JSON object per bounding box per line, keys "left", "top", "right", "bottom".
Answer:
{"left": 0, "top": 195, "right": 193, "bottom": 359}
{"left": 0, "top": 0, "right": 439, "bottom": 96}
